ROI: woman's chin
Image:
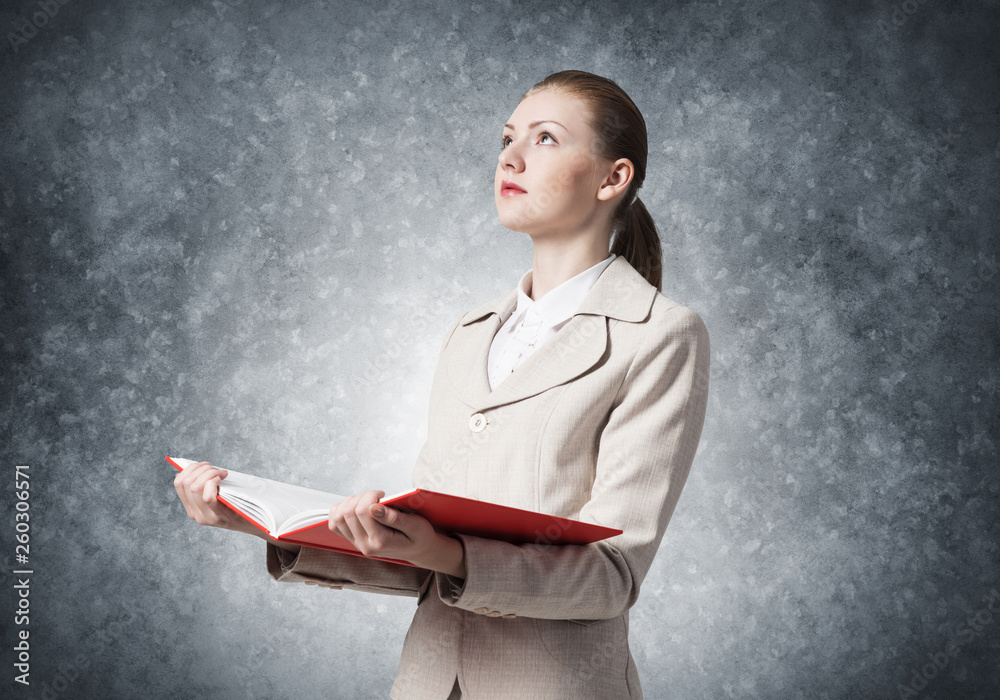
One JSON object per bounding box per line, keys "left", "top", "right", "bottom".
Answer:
{"left": 496, "top": 211, "right": 529, "bottom": 234}
{"left": 496, "top": 206, "right": 548, "bottom": 233}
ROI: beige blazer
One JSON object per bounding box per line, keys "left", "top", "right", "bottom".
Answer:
{"left": 266, "top": 255, "right": 711, "bottom": 699}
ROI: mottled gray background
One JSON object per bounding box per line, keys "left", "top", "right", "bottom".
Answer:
{"left": 1, "top": 0, "right": 997, "bottom": 698}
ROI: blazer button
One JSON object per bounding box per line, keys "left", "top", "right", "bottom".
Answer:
{"left": 304, "top": 580, "right": 318, "bottom": 585}
{"left": 486, "top": 611, "right": 502, "bottom": 617}
{"left": 501, "top": 613, "right": 517, "bottom": 619}
{"left": 474, "top": 607, "right": 489, "bottom": 614}
{"left": 469, "top": 413, "right": 488, "bottom": 432}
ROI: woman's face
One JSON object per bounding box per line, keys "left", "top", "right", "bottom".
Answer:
{"left": 495, "top": 89, "right": 622, "bottom": 239}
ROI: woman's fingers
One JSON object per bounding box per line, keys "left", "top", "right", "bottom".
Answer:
{"left": 174, "top": 462, "right": 210, "bottom": 515}
{"left": 328, "top": 495, "right": 355, "bottom": 536}
{"left": 195, "top": 468, "right": 228, "bottom": 503}
{"left": 173, "top": 461, "right": 233, "bottom": 527}
{"left": 339, "top": 491, "right": 390, "bottom": 554}
{"left": 175, "top": 461, "right": 213, "bottom": 497}
{"left": 170, "top": 461, "right": 255, "bottom": 537}
{"left": 353, "top": 490, "right": 387, "bottom": 545}
{"left": 328, "top": 491, "right": 389, "bottom": 554}
{"left": 339, "top": 495, "right": 367, "bottom": 544}
{"left": 203, "top": 474, "right": 222, "bottom": 503}
{"left": 184, "top": 464, "right": 225, "bottom": 502}
{"left": 173, "top": 461, "right": 208, "bottom": 495}
{"left": 190, "top": 464, "right": 225, "bottom": 496}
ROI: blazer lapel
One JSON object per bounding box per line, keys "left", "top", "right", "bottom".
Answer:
{"left": 446, "top": 255, "right": 657, "bottom": 411}
{"left": 445, "top": 291, "right": 515, "bottom": 409}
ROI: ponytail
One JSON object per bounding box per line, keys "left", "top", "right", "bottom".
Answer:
{"left": 611, "top": 195, "right": 662, "bottom": 292}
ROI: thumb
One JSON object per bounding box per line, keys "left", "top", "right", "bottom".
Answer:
{"left": 370, "top": 502, "right": 403, "bottom": 527}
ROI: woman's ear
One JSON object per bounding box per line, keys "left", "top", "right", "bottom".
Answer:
{"left": 597, "top": 157, "right": 634, "bottom": 204}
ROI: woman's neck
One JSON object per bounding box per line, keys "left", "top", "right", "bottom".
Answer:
{"left": 529, "top": 242, "right": 612, "bottom": 301}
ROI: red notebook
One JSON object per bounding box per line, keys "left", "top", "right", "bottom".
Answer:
{"left": 167, "top": 456, "right": 622, "bottom": 567}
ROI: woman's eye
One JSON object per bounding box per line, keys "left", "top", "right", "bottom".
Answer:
{"left": 500, "top": 132, "right": 556, "bottom": 151}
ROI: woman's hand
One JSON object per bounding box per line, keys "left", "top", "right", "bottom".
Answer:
{"left": 329, "top": 490, "right": 466, "bottom": 577}
{"left": 173, "top": 460, "right": 256, "bottom": 536}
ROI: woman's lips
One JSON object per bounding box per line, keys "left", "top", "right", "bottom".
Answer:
{"left": 501, "top": 180, "right": 527, "bottom": 196}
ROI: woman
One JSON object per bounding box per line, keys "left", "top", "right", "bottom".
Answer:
{"left": 174, "top": 70, "right": 710, "bottom": 699}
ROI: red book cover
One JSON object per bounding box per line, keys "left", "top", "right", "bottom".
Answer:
{"left": 167, "top": 456, "right": 622, "bottom": 568}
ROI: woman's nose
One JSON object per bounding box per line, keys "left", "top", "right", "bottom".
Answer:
{"left": 498, "top": 145, "right": 523, "bottom": 170}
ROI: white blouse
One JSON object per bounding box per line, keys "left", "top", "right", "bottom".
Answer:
{"left": 487, "top": 253, "right": 617, "bottom": 391}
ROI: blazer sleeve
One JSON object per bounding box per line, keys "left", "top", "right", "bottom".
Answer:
{"left": 266, "top": 542, "right": 433, "bottom": 599}
{"left": 431, "top": 305, "right": 711, "bottom": 620}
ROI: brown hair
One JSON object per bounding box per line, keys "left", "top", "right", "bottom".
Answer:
{"left": 522, "top": 70, "right": 662, "bottom": 292}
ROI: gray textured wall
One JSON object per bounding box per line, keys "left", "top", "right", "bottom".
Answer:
{"left": 1, "top": 0, "right": 997, "bottom": 698}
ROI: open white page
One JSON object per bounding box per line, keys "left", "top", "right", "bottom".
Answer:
{"left": 169, "top": 457, "right": 416, "bottom": 537}
{"left": 170, "top": 457, "right": 346, "bottom": 536}
{"left": 224, "top": 469, "right": 347, "bottom": 536}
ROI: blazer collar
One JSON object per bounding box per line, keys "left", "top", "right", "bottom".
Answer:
{"left": 447, "top": 255, "right": 657, "bottom": 411}
{"left": 458, "top": 254, "right": 655, "bottom": 327}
